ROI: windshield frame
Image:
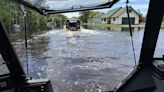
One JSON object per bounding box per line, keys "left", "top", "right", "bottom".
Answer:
{"left": 12, "top": 0, "right": 119, "bottom": 15}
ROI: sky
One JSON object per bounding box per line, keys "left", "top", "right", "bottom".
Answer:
{"left": 63, "top": 0, "right": 149, "bottom": 18}
{"left": 47, "top": 0, "right": 110, "bottom": 10}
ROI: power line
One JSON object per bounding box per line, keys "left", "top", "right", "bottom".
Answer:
{"left": 126, "top": 0, "right": 137, "bottom": 66}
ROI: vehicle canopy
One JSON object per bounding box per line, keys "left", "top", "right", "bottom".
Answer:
{"left": 1, "top": 0, "right": 164, "bottom": 92}
{"left": 12, "top": 0, "right": 119, "bottom": 15}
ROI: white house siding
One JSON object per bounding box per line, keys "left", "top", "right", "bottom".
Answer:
{"left": 102, "top": 21, "right": 107, "bottom": 24}
{"left": 111, "top": 18, "right": 119, "bottom": 24}
{"left": 116, "top": 10, "right": 139, "bottom": 24}
{"left": 101, "top": 18, "right": 108, "bottom": 24}
{"left": 96, "top": 18, "right": 103, "bottom": 24}
{"left": 88, "top": 18, "right": 103, "bottom": 24}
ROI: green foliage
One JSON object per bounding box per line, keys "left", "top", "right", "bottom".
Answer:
{"left": 0, "top": 0, "right": 67, "bottom": 31}
{"left": 48, "top": 14, "right": 67, "bottom": 27}
{"left": 0, "top": 0, "right": 19, "bottom": 26}
{"left": 48, "top": 14, "right": 67, "bottom": 22}
{"left": 79, "top": 11, "right": 98, "bottom": 23}
{"left": 27, "top": 10, "right": 48, "bottom": 29}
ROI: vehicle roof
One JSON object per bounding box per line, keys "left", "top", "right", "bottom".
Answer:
{"left": 12, "top": 0, "right": 119, "bottom": 15}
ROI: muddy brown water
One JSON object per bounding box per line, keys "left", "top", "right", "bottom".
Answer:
{"left": 1, "top": 26, "right": 164, "bottom": 92}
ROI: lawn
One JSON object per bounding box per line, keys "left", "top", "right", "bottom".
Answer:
{"left": 83, "top": 23, "right": 145, "bottom": 27}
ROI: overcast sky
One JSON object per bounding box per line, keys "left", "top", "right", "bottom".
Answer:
{"left": 47, "top": 0, "right": 110, "bottom": 10}
{"left": 63, "top": 0, "right": 149, "bottom": 18}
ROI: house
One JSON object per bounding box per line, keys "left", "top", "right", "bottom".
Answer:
{"left": 101, "top": 7, "right": 140, "bottom": 25}
{"left": 88, "top": 13, "right": 104, "bottom": 24}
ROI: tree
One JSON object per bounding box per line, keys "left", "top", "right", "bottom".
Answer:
{"left": 0, "top": 0, "right": 23, "bottom": 31}
{"left": 0, "top": 0, "right": 67, "bottom": 30}
{"left": 79, "top": 11, "right": 98, "bottom": 23}
{"left": 48, "top": 14, "right": 67, "bottom": 27}
{"left": 27, "top": 10, "right": 48, "bottom": 29}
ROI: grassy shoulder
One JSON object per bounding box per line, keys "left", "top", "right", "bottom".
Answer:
{"left": 83, "top": 23, "right": 145, "bottom": 27}
{"left": 83, "top": 23, "right": 121, "bottom": 27}
{"left": 83, "top": 23, "right": 164, "bottom": 28}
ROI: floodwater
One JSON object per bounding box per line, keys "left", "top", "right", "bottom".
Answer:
{"left": 2, "top": 25, "right": 159, "bottom": 92}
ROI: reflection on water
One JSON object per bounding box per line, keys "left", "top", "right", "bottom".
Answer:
{"left": 9, "top": 26, "right": 145, "bottom": 92}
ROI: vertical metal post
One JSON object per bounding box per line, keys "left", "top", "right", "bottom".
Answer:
{"left": 24, "top": 11, "right": 29, "bottom": 75}
{"left": 139, "top": 0, "right": 164, "bottom": 67}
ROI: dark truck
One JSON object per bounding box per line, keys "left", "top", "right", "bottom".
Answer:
{"left": 66, "top": 19, "right": 80, "bottom": 31}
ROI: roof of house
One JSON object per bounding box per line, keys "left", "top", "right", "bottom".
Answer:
{"left": 88, "top": 12, "right": 104, "bottom": 21}
{"left": 94, "top": 13, "right": 105, "bottom": 18}
{"left": 101, "top": 6, "right": 140, "bottom": 18}
{"left": 101, "top": 7, "right": 122, "bottom": 18}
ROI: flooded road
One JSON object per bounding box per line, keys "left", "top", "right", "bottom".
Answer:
{"left": 10, "top": 26, "right": 145, "bottom": 91}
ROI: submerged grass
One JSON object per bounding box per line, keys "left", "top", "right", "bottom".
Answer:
{"left": 83, "top": 23, "right": 145, "bottom": 28}
{"left": 83, "top": 23, "right": 121, "bottom": 27}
